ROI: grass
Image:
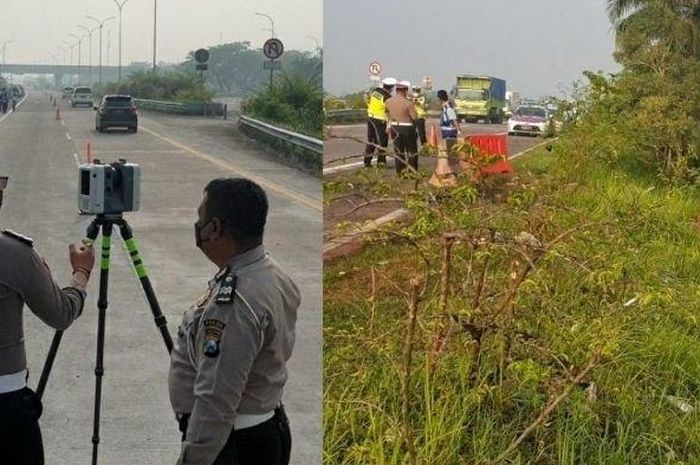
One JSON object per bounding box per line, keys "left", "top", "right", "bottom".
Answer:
{"left": 324, "top": 139, "right": 700, "bottom": 464}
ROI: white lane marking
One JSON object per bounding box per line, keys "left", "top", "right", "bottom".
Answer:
{"left": 326, "top": 124, "right": 367, "bottom": 130}
{"left": 73, "top": 153, "right": 80, "bottom": 167}
{"left": 0, "top": 93, "right": 29, "bottom": 124}
{"left": 61, "top": 120, "right": 66, "bottom": 127}
{"left": 323, "top": 161, "right": 365, "bottom": 175}
{"left": 509, "top": 137, "right": 559, "bottom": 161}
{"left": 325, "top": 132, "right": 508, "bottom": 175}
{"left": 139, "top": 124, "right": 322, "bottom": 212}
{"left": 66, "top": 132, "right": 72, "bottom": 141}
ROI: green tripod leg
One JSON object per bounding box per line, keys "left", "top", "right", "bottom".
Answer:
{"left": 118, "top": 218, "right": 173, "bottom": 353}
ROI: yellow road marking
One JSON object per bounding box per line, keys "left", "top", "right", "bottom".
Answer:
{"left": 140, "top": 125, "right": 321, "bottom": 212}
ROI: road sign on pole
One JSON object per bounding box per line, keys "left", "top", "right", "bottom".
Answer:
{"left": 194, "top": 48, "right": 210, "bottom": 63}
{"left": 263, "top": 38, "right": 284, "bottom": 90}
{"left": 368, "top": 61, "right": 381, "bottom": 75}
{"left": 263, "top": 38, "right": 284, "bottom": 60}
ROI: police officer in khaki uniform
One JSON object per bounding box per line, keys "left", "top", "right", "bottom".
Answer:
{"left": 0, "top": 175, "right": 95, "bottom": 465}
{"left": 169, "top": 177, "right": 300, "bottom": 465}
{"left": 385, "top": 80, "right": 419, "bottom": 175}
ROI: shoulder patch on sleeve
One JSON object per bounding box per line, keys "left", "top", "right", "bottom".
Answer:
{"left": 215, "top": 274, "right": 237, "bottom": 304}
{"left": 2, "top": 229, "right": 34, "bottom": 247}
{"left": 203, "top": 319, "right": 226, "bottom": 358}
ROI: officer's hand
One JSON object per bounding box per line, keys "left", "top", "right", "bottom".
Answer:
{"left": 69, "top": 242, "right": 95, "bottom": 276}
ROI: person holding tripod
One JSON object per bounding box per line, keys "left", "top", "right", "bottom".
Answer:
{"left": 169, "top": 178, "right": 300, "bottom": 465}
{"left": 0, "top": 174, "right": 95, "bottom": 465}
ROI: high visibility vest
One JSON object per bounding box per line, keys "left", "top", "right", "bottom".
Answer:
{"left": 367, "top": 88, "right": 389, "bottom": 121}
{"left": 414, "top": 96, "right": 427, "bottom": 118}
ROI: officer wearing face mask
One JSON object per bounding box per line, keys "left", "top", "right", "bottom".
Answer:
{"left": 169, "top": 177, "right": 301, "bottom": 465}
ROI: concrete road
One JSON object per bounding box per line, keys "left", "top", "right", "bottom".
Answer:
{"left": 324, "top": 118, "right": 544, "bottom": 174}
{"left": 0, "top": 92, "right": 321, "bottom": 465}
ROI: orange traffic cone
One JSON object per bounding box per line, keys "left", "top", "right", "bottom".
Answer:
{"left": 428, "top": 123, "right": 438, "bottom": 148}
{"left": 430, "top": 139, "right": 459, "bottom": 188}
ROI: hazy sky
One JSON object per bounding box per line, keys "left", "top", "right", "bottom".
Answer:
{"left": 324, "top": 0, "right": 620, "bottom": 99}
{"left": 1, "top": 0, "right": 322, "bottom": 66}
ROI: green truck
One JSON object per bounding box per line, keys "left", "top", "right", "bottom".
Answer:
{"left": 453, "top": 75, "right": 507, "bottom": 124}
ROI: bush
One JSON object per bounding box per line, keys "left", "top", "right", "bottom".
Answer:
{"left": 242, "top": 71, "right": 322, "bottom": 138}
{"left": 97, "top": 70, "right": 214, "bottom": 103}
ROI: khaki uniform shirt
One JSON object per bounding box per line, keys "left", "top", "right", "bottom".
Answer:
{"left": 385, "top": 94, "right": 418, "bottom": 125}
{"left": 168, "top": 245, "right": 300, "bottom": 465}
{"left": 0, "top": 230, "right": 86, "bottom": 376}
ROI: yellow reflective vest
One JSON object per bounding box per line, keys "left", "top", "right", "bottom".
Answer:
{"left": 414, "top": 96, "right": 427, "bottom": 119}
{"left": 366, "top": 87, "right": 390, "bottom": 121}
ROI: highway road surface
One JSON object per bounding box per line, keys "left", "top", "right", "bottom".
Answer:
{"left": 0, "top": 92, "right": 321, "bottom": 465}
{"left": 324, "top": 118, "right": 546, "bottom": 175}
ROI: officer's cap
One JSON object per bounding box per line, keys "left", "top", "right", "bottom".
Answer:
{"left": 381, "top": 77, "right": 397, "bottom": 87}
{"left": 396, "top": 80, "right": 411, "bottom": 90}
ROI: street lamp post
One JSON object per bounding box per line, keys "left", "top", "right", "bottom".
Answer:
{"left": 62, "top": 41, "right": 74, "bottom": 66}
{"left": 87, "top": 15, "right": 116, "bottom": 87}
{"left": 255, "top": 12, "right": 275, "bottom": 37}
{"left": 152, "top": 0, "right": 157, "bottom": 72}
{"left": 1, "top": 40, "right": 14, "bottom": 81}
{"left": 1, "top": 40, "right": 14, "bottom": 64}
{"left": 113, "top": 0, "right": 130, "bottom": 81}
{"left": 79, "top": 25, "right": 98, "bottom": 85}
{"left": 69, "top": 33, "right": 85, "bottom": 84}
{"left": 255, "top": 13, "right": 276, "bottom": 90}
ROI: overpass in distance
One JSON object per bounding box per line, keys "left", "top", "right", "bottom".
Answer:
{"left": 0, "top": 63, "right": 149, "bottom": 86}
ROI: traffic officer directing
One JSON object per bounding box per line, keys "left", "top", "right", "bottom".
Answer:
{"left": 385, "top": 80, "right": 419, "bottom": 175}
{"left": 0, "top": 174, "right": 95, "bottom": 465}
{"left": 169, "top": 177, "right": 301, "bottom": 465}
{"left": 412, "top": 85, "right": 428, "bottom": 148}
{"left": 364, "top": 77, "right": 396, "bottom": 167}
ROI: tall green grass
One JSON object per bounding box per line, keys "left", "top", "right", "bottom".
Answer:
{"left": 324, "top": 143, "right": 700, "bottom": 464}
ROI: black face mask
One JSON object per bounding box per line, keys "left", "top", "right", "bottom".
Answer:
{"left": 194, "top": 219, "right": 213, "bottom": 249}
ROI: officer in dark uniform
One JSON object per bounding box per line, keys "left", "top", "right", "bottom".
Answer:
{"left": 0, "top": 175, "right": 95, "bottom": 465}
{"left": 169, "top": 178, "right": 300, "bottom": 465}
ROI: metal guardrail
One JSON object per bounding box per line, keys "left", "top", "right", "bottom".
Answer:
{"left": 239, "top": 115, "right": 322, "bottom": 155}
{"left": 133, "top": 98, "right": 226, "bottom": 117}
{"left": 133, "top": 98, "right": 183, "bottom": 113}
{"left": 325, "top": 108, "right": 441, "bottom": 123}
{"left": 325, "top": 108, "right": 365, "bottom": 119}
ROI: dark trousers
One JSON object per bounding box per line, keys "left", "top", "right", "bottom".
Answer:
{"left": 0, "top": 101, "right": 7, "bottom": 113}
{"left": 364, "top": 117, "right": 388, "bottom": 166}
{"left": 182, "top": 406, "right": 291, "bottom": 465}
{"left": 391, "top": 124, "right": 418, "bottom": 175}
{"left": 0, "top": 387, "right": 44, "bottom": 465}
{"left": 415, "top": 118, "right": 427, "bottom": 147}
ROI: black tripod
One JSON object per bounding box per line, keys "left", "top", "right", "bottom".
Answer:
{"left": 36, "top": 213, "right": 173, "bottom": 465}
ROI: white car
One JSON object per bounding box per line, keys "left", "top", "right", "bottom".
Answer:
{"left": 71, "top": 86, "right": 93, "bottom": 107}
{"left": 507, "top": 105, "right": 549, "bottom": 136}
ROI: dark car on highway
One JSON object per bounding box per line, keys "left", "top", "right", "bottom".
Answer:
{"left": 95, "top": 95, "right": 138, "bottom": 133}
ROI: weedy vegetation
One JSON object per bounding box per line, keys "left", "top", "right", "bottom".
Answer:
{"left": 324, "top": 2, "right": 700, "bottom": 463}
